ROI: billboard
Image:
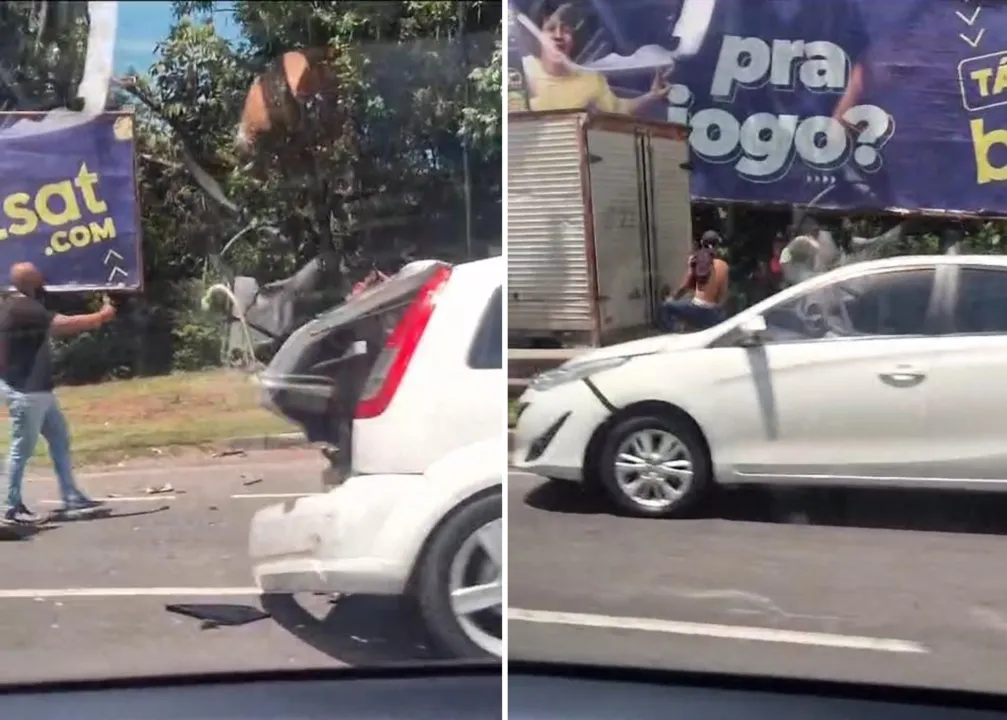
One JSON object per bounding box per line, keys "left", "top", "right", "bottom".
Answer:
{"left": 508, "top": 0, "right": 1007, "bottom": 215}
{"left": 0, "top": 111, "right": 141, "bottom": 291}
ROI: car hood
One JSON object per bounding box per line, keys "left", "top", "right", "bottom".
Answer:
{"left": 565, "top": 331, "right": 710, "bottom": 365}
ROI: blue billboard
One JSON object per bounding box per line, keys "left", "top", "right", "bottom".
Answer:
{"left": 0, "top": 111, "right": 141, "bottom": 291}
{"left": 508, "top": 0, "right": 1007, "bottom": 215}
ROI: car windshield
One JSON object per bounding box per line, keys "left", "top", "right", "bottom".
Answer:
{"left": 12, "top": 0, "right": 1007, "bottom": 704}
{"left": 0, "top": 0, "right": 501, "bottom": 683}
{"left": 761, "top": 269, "right": 936, "bottom": 341}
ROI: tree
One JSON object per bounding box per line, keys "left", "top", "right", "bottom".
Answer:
{"left": 0, "top": 1, "right": 502, "bottom": 382}
{"left": 147, "top": 0, "right": 503, "bottom": 281}
{"left": 0, "top": 1, "right": 90, "bottom": 111}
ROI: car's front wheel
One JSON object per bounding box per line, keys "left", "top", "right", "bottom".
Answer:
{"left": 413, "top": 489, "right": 502, "bottom": 659}
{"left": 595, "top": 412, "right": 711, "bottom": 518}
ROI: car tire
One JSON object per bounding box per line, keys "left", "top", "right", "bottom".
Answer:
{"left": 413, "top": 489, "right": 502, "bottom": 660}
{"left": 596, "top": 412, "right": 711, "bottom": 519}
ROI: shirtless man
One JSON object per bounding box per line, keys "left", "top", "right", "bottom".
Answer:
{"left": 661, "top": 230, "right": 729, "bottom": 331}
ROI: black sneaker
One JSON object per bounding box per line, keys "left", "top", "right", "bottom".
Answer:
{"left": 4, "top": 503, "right": 40, "bottom": 524}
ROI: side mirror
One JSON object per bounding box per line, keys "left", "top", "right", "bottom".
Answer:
{"left": 738, "top": 315, "right": 768, "bottom": 345}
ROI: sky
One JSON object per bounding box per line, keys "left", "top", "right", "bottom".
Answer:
{"left": 114, "top": 1, "right": 240, "bottom": 74}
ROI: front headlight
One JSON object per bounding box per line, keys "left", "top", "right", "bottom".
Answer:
{"left": 529, "top": 355, "right": 638, "bottom": 393}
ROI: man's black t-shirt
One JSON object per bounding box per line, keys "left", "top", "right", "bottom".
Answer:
{"left": 0, "top": 294, "right": 55, "bottom": 392}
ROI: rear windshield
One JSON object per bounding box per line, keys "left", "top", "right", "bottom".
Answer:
{"left": 311, "top": 260, "right": 449, "bottom": 336}
{"left": 263, "top": 260, "right": 449, "bottom": 379}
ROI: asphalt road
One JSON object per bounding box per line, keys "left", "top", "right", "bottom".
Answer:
{"left": 0, "top": 449, "right": 433, "bottom": 684}
{"left": 508, "top": 471, "right": 1007, "bottom": 693}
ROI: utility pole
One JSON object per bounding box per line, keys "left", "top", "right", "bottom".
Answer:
{"left": 458, "top": 0, "right": 474, "bottom": 259}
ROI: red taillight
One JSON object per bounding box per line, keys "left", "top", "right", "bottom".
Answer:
{"left": 354, "top": 265, "right": 452, "bottom": 419}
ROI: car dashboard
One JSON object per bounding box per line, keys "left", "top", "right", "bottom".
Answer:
{"left": 3, "top": 662, "right": 1007, "bottom": 719}
{"left": 0, "top": 664, "right": 502, "bottom": 720}
{"left": 510, "top": 667, "right": 1007, "bottom": 719}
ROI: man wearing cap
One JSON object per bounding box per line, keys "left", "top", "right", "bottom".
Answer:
{"left": 661, "top": 230, "right": 730, "bottom": 331}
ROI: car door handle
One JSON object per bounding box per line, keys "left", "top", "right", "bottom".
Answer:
{"left": 878, "top": 366, "right": 926, "bottom": 388}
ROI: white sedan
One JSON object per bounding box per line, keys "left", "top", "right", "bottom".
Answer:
{"left": 513, "top": 254, "right": 1007, "bottom": 518}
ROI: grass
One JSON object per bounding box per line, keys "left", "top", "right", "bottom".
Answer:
{"left": 0, "top": 370, "right": 293, "bottom": 466}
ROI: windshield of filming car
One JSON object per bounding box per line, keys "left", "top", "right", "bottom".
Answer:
{"left": 0, "top": 0, "right": 501, "bottom": 682}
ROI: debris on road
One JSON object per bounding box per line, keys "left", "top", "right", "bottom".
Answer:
{"left": 241, "top": 474, "right": 264, "bottom": 486}
{"left": 146, "top": 483, "right": 174, "bottom": 495}
{"left": 0, "top": 522, "right": 41, "bottom": 540}
{"left": 213, "top": 449, "right": 247, "bottom": 459}
{"left": 47, "top": 506, "right": 114, "bottom": 523}
{"left": 165, "top": 603, "right": 270, "bottom": 630}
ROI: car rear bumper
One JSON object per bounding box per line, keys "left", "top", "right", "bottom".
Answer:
{"left": 249, "top": 473, "right": 421, "bottom": 597}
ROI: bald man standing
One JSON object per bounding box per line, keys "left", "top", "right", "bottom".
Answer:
{"left": 0, "top": 263, "right": 116, "bottom": 523}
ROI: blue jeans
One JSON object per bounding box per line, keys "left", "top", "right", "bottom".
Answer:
{"left": 1, "top": 381, "right": 85, "bottom": 508}
{"left": 660, "top": 300, "right": 725, "bottom": 331}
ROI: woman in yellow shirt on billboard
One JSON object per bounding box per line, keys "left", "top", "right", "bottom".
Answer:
{"left": 522, "top": 3, "right": 670, "bottom": 116}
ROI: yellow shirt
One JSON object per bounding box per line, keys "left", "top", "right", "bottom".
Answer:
{"left": 523, "top": 56, "right": 629, "bottom": 114}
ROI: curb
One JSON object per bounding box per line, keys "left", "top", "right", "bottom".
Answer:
{"left": 223, "top": 431, "right": 515, "bottom": 453}
{"left": 222, "top": 432, "right": 309, "bottom": 451}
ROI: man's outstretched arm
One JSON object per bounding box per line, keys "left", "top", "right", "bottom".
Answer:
{"left": 50, "top": 296, "right": 116, "bottom": 338}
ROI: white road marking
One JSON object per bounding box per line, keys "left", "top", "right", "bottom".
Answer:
{"left": 25, "top": 458, "right": 324, "bottom": 483}
{"left": 0, "top": 586, "right": 260, "bottom": 600}
{"left": 230, "top": 492, "right": 321, "bottom": 499}
{"left": 509, "top": 608, "right": 929, "bottom": 654}
{"left": 32, "top": 492, "right": 320, "bottom": 504}
{"left": 39, "top": 496, "right": 176, "bottom": 504}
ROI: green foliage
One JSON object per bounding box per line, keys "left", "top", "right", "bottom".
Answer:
{"left": 145, "top": 1, "right": 502, "bottom": 273}
{"left": 7, "top": 1, "right": 502, "bottom": 384}
{"left": 171, "top": 314, "right": 225, "bottom": 372}
{"left": 0, "top": 1, "right": 90, "bottom": 110}
{"left": 717, "top": 206, "right": 1007, "bottom": 312}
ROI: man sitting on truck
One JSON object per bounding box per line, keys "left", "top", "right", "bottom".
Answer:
{"left": 660, "top": 230, "right": 730, "bottom": 332}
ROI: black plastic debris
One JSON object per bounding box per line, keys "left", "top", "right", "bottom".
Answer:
{"left": 0, "top": 521, "right": 41, "bottom": 540}
{"left": 48, "top": 506, "right": 114, "bottom": 522}
{"left": 165, "top": 603, "right": 270, "bottom": 630}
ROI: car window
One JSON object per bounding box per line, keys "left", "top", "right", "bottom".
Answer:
{"left": 468, "top": 285, "right": 502, "bottom": 369}
{"left": 949, "top": 267, "right": 1007, "bottom": 334}
{"left": 761, "top": 268, "right": 937, "bottom": 343}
